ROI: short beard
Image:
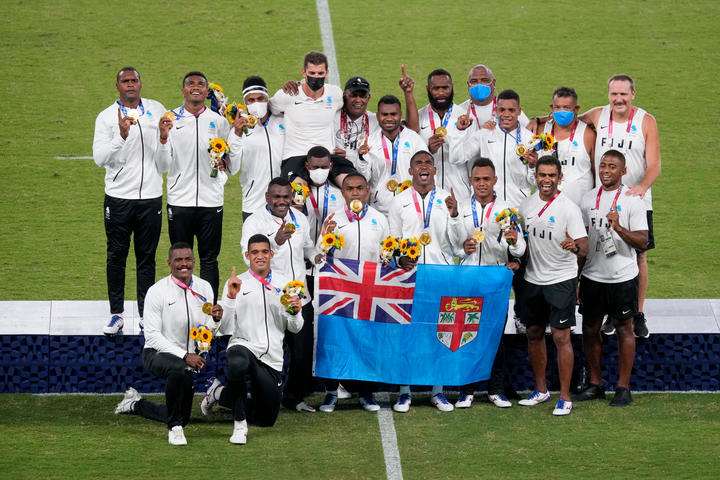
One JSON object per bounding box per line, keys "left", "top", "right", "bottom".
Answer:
{"left": 428, "top": 90, "right": 454, "bottom": 112}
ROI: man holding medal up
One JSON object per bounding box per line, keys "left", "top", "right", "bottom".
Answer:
{"left": 93, "top": 66, "right": 166, "bottom": 336}
{"left": 113, "top": 242, "right": 224, "bottom": 446}
{"left": 388, "top": 150, "right": 464, "bottom": 412}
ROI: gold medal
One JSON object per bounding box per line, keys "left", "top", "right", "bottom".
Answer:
{"left": 284, "top": 223, "right": 296, "bottom": 233}
{"left": 350, "top": 199, "right": 363, "bottom": 214}
{"left": 280, "top": 294, "right": 292, "bottom": 306}
{"left": 202, "top": 302, "right": 213, "bottom": 315}
{"left": 386, "top": 179, "right": 399, "bottom": 192}
{"left": 126, "top": 109, "right": 140, "bottom": 122}
{"left": 162, "top": 111, "right": 176, "bottom": 121}
{"left": 472, "top": 230, "right": 485, "bottom": 243}
{"left": 419, "top": 232, "right": 432, "bottom": 245}
{"left": 246, "top": 114, "right": 258, "bottom": 127}
{"left": 434, "top": 126, "right": 447, "bottom": 138}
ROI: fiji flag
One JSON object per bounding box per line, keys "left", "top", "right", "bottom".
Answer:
{"left": 313, "top": 259, "right": 513, "bottom": 385}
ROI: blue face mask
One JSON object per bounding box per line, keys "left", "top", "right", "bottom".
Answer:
{"left": 553, "top": 110, "right": 575, "bottom": 126}
{"left": 469, "top": 83, "right": 492, "bottom": 102}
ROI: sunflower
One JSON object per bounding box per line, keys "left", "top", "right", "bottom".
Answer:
{"left": 322, "top": 234, "right": 336, "bottom": 247}
{"left": 382, "top": 237, "right": 398, "bottom": 250}
{"left": 406, "top": 245, "right": 420, "bottom": 260}
{"left": 208, "top": 82, "right": 224, "bottom": 92}
{"left": 398, "top": 180, "right": 412, "bottom": 192}
{"left": 531, "top": 134, "right": 541, "bottom": 141}
{"left": 544, "top": 134, "right": 555, "bottom": 150}
{"left": 200, "top": 329, "right": 212, "bottom": 343}
{"left": 398, "top": 238, "right": 408, "bottom": 252}
{"left": 210, "top": 138, "right": 228, "bottom": 153}
{"left": 338, "top": 235, "right": 346, "bottom": 248}
{"left": 189, "top": 327, "right": 200, "bottom": 340}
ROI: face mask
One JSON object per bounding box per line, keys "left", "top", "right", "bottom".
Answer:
{"left": 246, "top": 101, "right": 268, "bottom": 119}
{"left": 306, "top": 76, "right": 325, "bottom": 91}
{"left": 469, "top": 83, "right": 491, "bottom": 102}
{"left": 308, "top": 168, "right": 330, "bottom": 185}
{"left": 553, "top": 110, "right": 575, "bottom": 126}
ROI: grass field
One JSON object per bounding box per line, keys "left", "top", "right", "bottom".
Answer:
{"left": 0, "top": 0, "right": 718, "bottom": 300}
{"left": 1, "top": 393, "right": 719, "bottom": 479}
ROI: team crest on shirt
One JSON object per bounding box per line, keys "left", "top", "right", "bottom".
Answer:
{"left": 436, "top": 296, "right": 484, "bottom": 352}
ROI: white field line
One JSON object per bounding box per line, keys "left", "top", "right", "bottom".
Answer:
{"left": 55, "top": 156, "right": 93, "bottom": 160}
{"left": 315, "top": 0, "right": 340, "bottom": 86}
{"left": 376, "top": 392, "right": 404, "bottom": 480}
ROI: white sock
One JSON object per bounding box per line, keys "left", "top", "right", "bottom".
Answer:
{"left": 431, "top": 385, "right": 443, "bottom": 396}
{"left": 399, "top": 385, "right": 411, "bottom": 395}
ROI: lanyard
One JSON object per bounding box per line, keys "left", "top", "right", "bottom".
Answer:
{"left": 340, "top": 111, "right": 369, "bottom": 144}
{"left": 471, "top": 196, "right": 496, "bottom": 229}
{"left": 308, "top": 182, "right": 330, "bottom": 222}
{"left": 116, "top": 100, "right": 145, "bottom": 118}
{"left": 411, "top": 187, "right": 436, "bottom": 229}
{"left": 470, "top": 97, "right": 496, "bottom": 125}
{"left": 382, "top": 132, "right": 401, "bottom": 175}
{"left": 499, "top": 124, "right": 522, "bottom": 148}
{"left": 173, "top": 104, "right": 206, "bottom": 119}
{"left": 537, "top": 190, "right": 561, "bottom": 217}
{"left": 266, "top": 205, "right": 299, "bottom": 228}
{"left": 171, "top": 275, "right": 207, "bottom": 303}
{"left": 551, "top": 120, "right": 578, "bottom": 143}
{"left": 428, "top": 105, "right": 454, "bottom": 130}
{"left": 608, "top": 106, "right": 636, "bottom": 137}
{"left": 344, "top": 202, "right": 368, "bottom": 222}
{"left": 249, "top": 269, "right": 281, "bottom": 293}
{"left": 595, "top": 184, "right": 624, "bottom": 211}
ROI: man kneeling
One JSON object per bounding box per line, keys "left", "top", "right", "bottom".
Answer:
{"left": 202, "top": 234, "right": 303, "bottom": 444}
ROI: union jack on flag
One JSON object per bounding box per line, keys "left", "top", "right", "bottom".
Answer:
{"left": 317, "top": 259, "right": 415, "bottom": 324}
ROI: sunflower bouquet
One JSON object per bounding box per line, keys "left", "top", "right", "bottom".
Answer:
{"left": 516, "top": 133, "right": 555, "bottom": 164}
{"left": 320, "top": 232, "right": 345, "bottom": 254}
{"left": 224, "top": 103, "right": 246, "bottom": 124}
{"left": 208, "top": 138, "right": 229, "bottom": 178}
{"left": 207, "top": 81, "right": 227, "bottom": 108}
{"left": 281, "top": 280, "right": 306, "bottom": 313}
{"left": 291, "top": 182, "right": 310, "bottom": 205}
{"left": 189, "top": 325, "right": 214, "bottom": 356}
{"left": 399, "top": 237, "right": 422, "bottom": 260}
{"left": 379, "top": 235, "right": 400, "bottom": 264}
{"left": 397, "top": 180, "right": 413, "bottom": 193}
{"left": 495, "top": 208, "right": 521, "bottom": 244}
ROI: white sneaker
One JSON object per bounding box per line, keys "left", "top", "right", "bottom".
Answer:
{"left": 115, "top": 387, "right": 141, "bottom": 414}
{"left": 229, "top": 420, "right": 248, "bottom": 444}
{"left": 200, "top": 377, "right": 223, "bottom": 416}
{"left": 518, "top": 390, "right": 551, "bottom": 406}
{"left": 337, "top": 383, "right": 352, "bottom": 399}
{"left": 168, "top": 425, "right": 187, "bottom": 445}
{"left": 552, "top": 399, "right": 573, "bottom": 416}
{"left": 103, "top": 315, "right": 124, "bottom": 336}
{"left": 488, "top": 394, "right": 512, "bottom": 408}
{"left": 393, "top": 393, "right": 411, "bottom": 413}
{"left": 318, "top": 393, "right": 338, "bottom": 413}
{"left": 359, "top": 396, "right": 380, "bottom": 412}
{"left": 295, "top": 401, "right": 316, "bottom": 413}
{"left": 455, "top": 393, "right": 474, "bottom": 408}
{"left": 430, "top": 393, "right": 454, "bottom": 412}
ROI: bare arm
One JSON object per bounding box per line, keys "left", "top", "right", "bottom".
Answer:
{"left": 627, "top": 113, "right": 661, "bottom": 198}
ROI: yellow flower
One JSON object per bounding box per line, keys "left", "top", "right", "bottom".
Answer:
{"left": 544, "top": 134, "right": 555, "bottom": 149}
{"left": 210, "top": 138, "right": 228, "bottom": 153}
{"left": 337, "top": 234, "right": 346, "bottom": 248}
{"left": 189, "top": 328, "right": 199, "bottom": 340}
{"left": 383, "top": 237, "right": 397, "bottom": 250}
{"left": 209, "top": 82, "right": 223, "bottom": 92}
{"left": 399, "top": 239, "right": 408, "bottom": 252}
{"left": 406, "top": 246, "right": 420, "bottom": 260}
{"left": 200, "top": 329, "right": 212, "bottom": 343}
{"left": 322, "top": 234, "right": 336, "bottom": 247}
{"left": 531, "top": 134, "right": 541, "bottom": 141}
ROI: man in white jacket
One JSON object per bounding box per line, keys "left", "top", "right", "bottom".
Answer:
{"left": 113, "top": 242, "right": 224, "bottom": 445}
{"left": 205, "top": 234, "right": 303, "bottom": 444}
{"left": 93, "top": 66, "right": 166, "bottom": 335}
{"left": 158, "top": 71, "right": 232, "bottom": 301}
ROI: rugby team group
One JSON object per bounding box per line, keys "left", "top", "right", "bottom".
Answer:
{"left": 94, "top": 50, "right": 660, "bottom": 444}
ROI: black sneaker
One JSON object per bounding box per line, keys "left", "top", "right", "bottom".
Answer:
{"left": 633, "top": 312, "right": 650, "bottom": 338}
{"left": 573, "top": 383, "right": 606, "bottom": 402}
{"left": 610, "top": 387, "right": 633, "bottom": 407}
{"left": 600, "top": 316, "right": 615, "bottom": 335}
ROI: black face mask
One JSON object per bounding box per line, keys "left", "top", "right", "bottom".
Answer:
{"left": 306, "top": 76, "right": 325, "bottom": 91}
{"left": 428, "top": 89, "right": 454, "bottom": 112}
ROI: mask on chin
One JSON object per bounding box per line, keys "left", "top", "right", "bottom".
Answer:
{"left": 552, "top": 110, "right": 575, "bottom": 126}
{"left": 306, "top": 76, "right": 325, "bottom": 91}
{"left": 469, "top": 84, "right": 492, "bottom": 102}
{"left": 308, "top": 167, "right": 330, "bottom": 185}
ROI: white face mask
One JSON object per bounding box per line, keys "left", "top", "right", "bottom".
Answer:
{"left": 308, "top": 167, "right": 330, "bottom": 185}
{"left": 246, "top": 101, "right": 268, "bottom": 118}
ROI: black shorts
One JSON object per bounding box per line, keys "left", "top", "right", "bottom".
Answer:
{"left": 280, "top": 154, "right": 356, "bottom": 185}
{"left": 519, "top": 278, "right": 577, "bottom": 329}
{"left": 636, "top": 210, "right": 654, "bottom": 252}
{"left": 579, "top": 276, "right": 638, "bottom": 321}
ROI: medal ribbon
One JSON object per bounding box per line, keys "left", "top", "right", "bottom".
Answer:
{"left": 428, "top": 105, "right": 454, "bottom": 130}
{"left": 248, "top": 269, "right": 281, "bottom": 293}
{"left": 608, "top": 106, "right": 636, "bottom": 137}
{"left": 551, "top": 120, "right": 578, "bottom": 143}
{"left": 344, "top": 202, "right": 369, "bottom": 222}
{"left": 266, "top": 205, "right": 300, "bottom": 228}
{"left": 340, "top": 112, "right": 369, "bottom": 147}
{"left": 470, "top": 97, "right": 496, "bottom": 125}
{"left": 171, "top": 275, "right": 208, "bottom": 303}
{"left": 116, "top": 100, "right": 145, "bottom": 118}
{"left": 381, "top": 133, "right": 401, "bottom": 175}
{"left": 537, "top": 190, "right": 561, "bottom": 217}
{"left": 595, "top": 184, "right": 624, "bottom": 211}
{"left": 308, "top": 182, "right": 330, "bottom": 222}
{"left": 411, "top": 186, "right": 436, "bottom": 229}
{"left": 498, "top": 124, "right": 522, "bottom": 148}
{"left": 173, "top": 104, "right": 206, "bottom": 119}
{"left": 471, "top": 196, "right": 496, "bottom": 229}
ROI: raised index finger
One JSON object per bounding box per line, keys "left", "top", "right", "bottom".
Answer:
{"left": 231, "top": 265, "right": 236, "bottom": 277}
{"left": 450, "top": 187, "right": 456, "bottom": 199}
{"left": 401, "top": 64, "right": 406, "bottom": 77}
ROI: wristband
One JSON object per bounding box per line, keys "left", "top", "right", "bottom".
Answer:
{"left": 226, "top": 294, "right": 236, "bottom": 299}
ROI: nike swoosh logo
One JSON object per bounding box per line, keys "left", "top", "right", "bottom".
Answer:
{"left": 622, "top": 309, "right": 631, "bottom": 315}
{"left": 600, "top": 125, "right": 608, "bottom": 129}
{"left": 157, "top": 210, "right": 162, "bottom": 215}
{"left": 294, "top": 101, "right": 303, "bottom": 105}
{"left": 463, "top": 214, "right": 472, "bottom": 218}
{"left": 420, "top": 125, "right": 429, "bottom": 129}
{"left": 242, "top": 291, "right": 251, "bottom": 296}
{"left": 175, "top": 125, "right": 184, "bottom": 130}
{"left": 559, "top": 318, "right": 568, "bottom": 324}
{"left": 487, "top": 140, "right": 496, "bottom": 143}
{"left": 168, "top": 301, "right": 176, "bottom": 306}
{"left": 402, "top": 203, "right": 411, "bottom": 208}
{"left": 277, "top": 381, "right": 283, "bottom": 387}
{"left": 217, "top": 208, "right": 223, "bottom": 213}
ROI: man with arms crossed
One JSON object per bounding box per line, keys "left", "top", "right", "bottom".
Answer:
{"left": 575, "top": 150, "right": 648, "bottom": 406}
{"left": 517, "top": 156, "right": 588, "bottom": 416}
